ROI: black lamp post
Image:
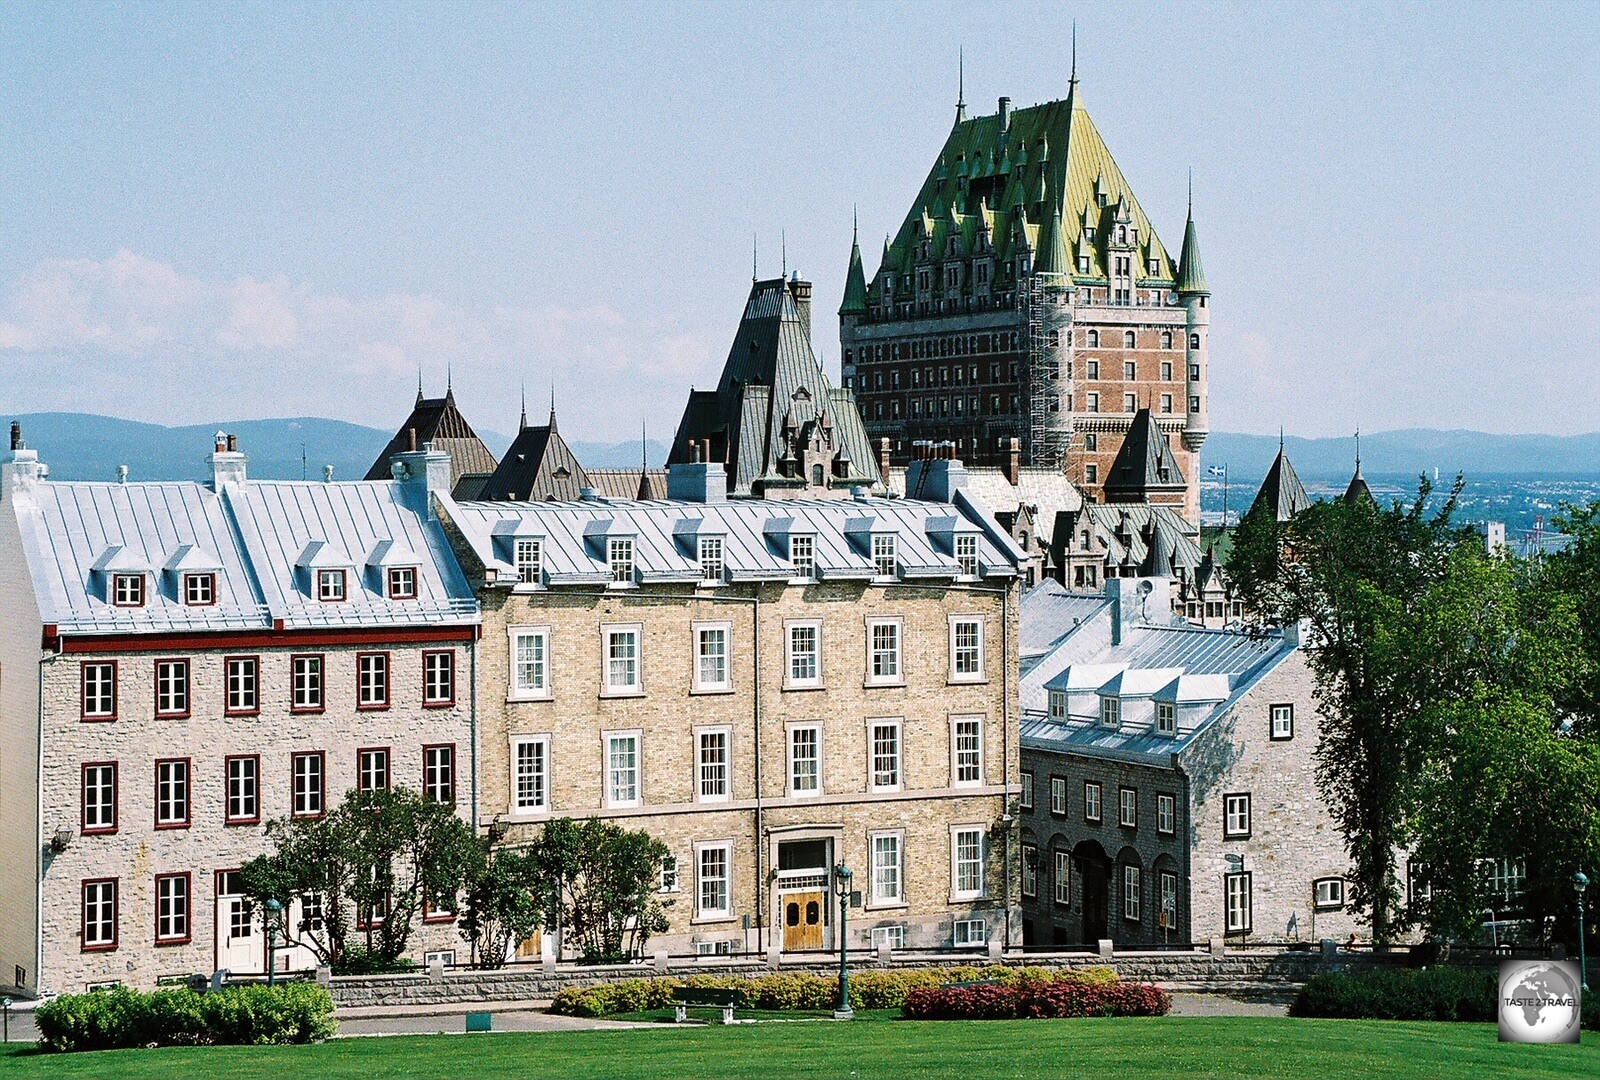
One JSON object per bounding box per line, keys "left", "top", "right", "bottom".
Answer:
{"left": 265, "top": 898, "right": 283, "bottom": 987}
{"left": 833, "top": 863, "right": 854, "bottom": 1020}
{"left": 1575, "top": 871, "right": 1589, "bottom": 991}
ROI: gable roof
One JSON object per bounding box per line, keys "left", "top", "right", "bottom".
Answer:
{"left": 365, "top": 388, "right": 499, "bottom": 494}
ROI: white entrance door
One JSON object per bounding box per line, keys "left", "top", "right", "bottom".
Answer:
{"left": 215, "top": 871, "right": 263, "bottom": 975}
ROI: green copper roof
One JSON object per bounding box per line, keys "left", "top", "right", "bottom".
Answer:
{"left": 1175, "top": 210, "right": 1208, "bottom": 294}
{"left": 1035, "top": 202, "right": 1069, "bottom": 276}
{"left": 839, "top": 225, "right": 869, "bottom": 316}
{"left": 868, "top": 83, "right": 1175, "bottom": 293}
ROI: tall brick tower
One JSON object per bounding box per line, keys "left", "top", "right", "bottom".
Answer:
{"left": 839, "top": 63, "right": 1209, "bottom": 523}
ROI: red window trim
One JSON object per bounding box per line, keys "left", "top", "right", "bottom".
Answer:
{"left": 422, "top": 649, "right": 456, "bottom": 708}
{"left": 110, "top": 573, "right": 145, "bottom": 608}
{"left": 53, "top": 623, "right": 477, "bottom": 654}
{"left": 422, "top": 895, "right": 458, "bottom": 925}
{"left": 316, "top": 568, "right": 349, "bottom": 603}
{"left": 153, "top": 657, "right": 191, "bottom": 719}
{"left": 387, "top": 566, "right": 418, "bottom": 600}
{"left": 290, "top": 653, "right": 326, "bottom": 714}
{"left": 223, "top": 655, "right": 261, "bottom": 717}
{"left": 357, "top": 746, "right": 392, "bottom": 792}
{"left": 80, "top": 659, "right": 118, "bottom": 722}
{"left": 224, "top": 754, "right": 262, "bottom": 826}
{"left": 291, "top": 751, "right": 327, "bottom": 819}
{"left": 182, "top": 572, "right": 218, "bottom": 607}
{"left": 81, "top": 877, "right": 120, "bottom": 952}
{"left": 422, "top": 742, "right": 457, "bottom": 805}
{"left": 356, "top": 651, "right": 392, "bottom": 711}
{"left": 154, "top": 757, "right": 192, "bottom": 830}
{"left": 154, "top": 871, "right": 193, "bottom": 945}
{"left": 81, "top": 761, "right": 118, "bottom": 835}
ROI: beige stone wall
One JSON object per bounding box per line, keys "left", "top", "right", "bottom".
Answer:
{"left": 0, "top": 496, "right": 44, "bottom": 995}
{"left": 36, "top": 639, "right": 474, "bottom": 994}
{"left": 478, "top": 579, "right": 1021, "bottom": 953}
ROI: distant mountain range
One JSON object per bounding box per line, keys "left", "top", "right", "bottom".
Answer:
{"left": 7, "top": 412, "right": 1599, "bottom": 486}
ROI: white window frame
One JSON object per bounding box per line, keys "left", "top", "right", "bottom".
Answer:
{"left": 698, "top": 535, "right": 724, "bottom": 584}
{"left": 508, "top": 625, "right": 552, "bottom": 701}
{"left": 1225, "top": 871, "right": 1253, "bottom": 934}
{"left": 156, "top": 873, "right": 188, "bottom": 943}
{"left": 951, "top": 715, "right": 983, "bottom": 787}
{"left": 1223, "top": 793, "right": 1251, "bottom": 839}
{"left": 225, "top": 756, "right": 258, "bottom": 823}
{"left": 1123, "top": 864, "right": 1142, "bottom": 922}
{"left": 1100, "top": 695, "right": 1120, "bottom": 729}
{"left": 1020, "top": 844, "right": 1038, "bottom": 898}
{"left": 316, "top": 568, "right": 346, "bottom": 602}
{"left": 386, "top": 565, "right": 417, "bottom": 600}
{"left": 291, "top": 655, "right": 323, "bottom": 711}
{"left": 1084, "top": 781, "right": 1102, "bottom": 823}
{"left": 601, "top": 623, "right": 643, "bottom": 696}
{"left": 111, "top": 572, "right": 145, "bottom": 607}
{"left": 1270, "top": 703, "right": 1295, "bottom": 740}
{"left": 155, "top": 760, "right": 188, "bottom": 827}
{"left": 225, "top": 657, "right": 257, "bottom": 714}
{"left": 1049, "top": 776, "right": 1067, "bottom": 815}
{"left": 155, "top": 659, "right": 188, "bottom": 717}
{"left": 953, "top": 918, "right": 987, "bottom": 948}
{"left": 868, "top": 718, "right": 902, "bottom": 793}
{"left": 607, "top": 536, "right": 634, "bottom": 585}
{"left": 603, "top": 730, "right": 642, "bottom": 809}
{"left": 659, "top": 854, "right": 680, "bottom": 893}
{"left": 82, "top": 661, "right": 116, "bottom": 718}
{"left": 694, "top": 840, "right": 733, "bottom": 921}
{"left": 83, "top": 879, "right": 117, "bottom": 949}
{"left": 947, "top": 615, "right": 985, "bottom": 683}
{"left": 423, "top": 650, "right": 455, "bottom": 705}
{"left": 514, "top": 537, "right": 542, "bottom": 586}
{"left": 1314, "top": 877, "right": 1346, "bottom": 911}
{"left": 954, "top": 534, "right": 979, "bottom": 578}
{"left": 950, "top": 825, "right": 986, "bottom": 901}
{"left": 423, "top": 745, "right": 455, "bottom": 804}
{"left": 788, "top": 533, "right": 816, "bottom": 581}
{"left": 1119, "top": 786, "right": 1138, "bottom": 828}
{"left": 357, "top": 652, "right": 390, "bottom": 709}
{"left": 1159, "top": 871, "right": 1179, "bottom": 931}
{"left": 695, "top": 725, "right": 731, "bottom": 803}
{"left": 1157, "top": 793, "right": 1176, "bottom": 835}
{"left": 83, "top": 763, "right": 116, "bottom": 832}
{"left": 1155, "top": 700, "right": 1176, "bottom": 737}
{"left": 1019, "top": 770, "right": 1033, "bottom": 811}
{"left": 784, "top": 619, "right": 823, "bottom": 689}
{"left": 692, "top": 621, "right": 732, "bottom": 693}
{"left": 865, "top": 616, "right": 904, "bottom": 687}
{"left": 183, "top": 572, "right": 214, "bottom": 606}
{"left": 872, "top": 533, "right": 898, "bottom": 579}
{"left": 868, "top": 830, "right": 905, "bottom": 906}
{"left": 510, "top": 734, "right": 551, "bottom": 815}
{"left": 871, "top": 924, "right": 906, "bottom": 950}
{"left": 292, "top": 752, "right": 324, "bottom": 818}
{"left": 787, "top": 722, "right": 822, "bottom": 797}
{"left": 1054, "top": 850, "right": 1072, "bottom": 905}
{"left": 1048, "top": 690, "right": 1067, "bottom": 719}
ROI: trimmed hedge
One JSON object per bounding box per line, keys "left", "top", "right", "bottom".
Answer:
{"left": 1292, "top": 966, "right": 1600, "bottom": 1031}
{"left": 549, "top": 965, "right": 1120, "bottom": 1018}
{"left": 903, "top": 978, "right": 1171, "bottom": 1020}
{"left": 35, "top": 983, "right": 336, "bottom": 1052}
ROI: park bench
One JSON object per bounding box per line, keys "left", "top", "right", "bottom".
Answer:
{"left": 670, "top": 985, "right": 739, "bottom": 1024}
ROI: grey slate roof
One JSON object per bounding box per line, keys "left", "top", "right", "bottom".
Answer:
{"left": 1249, "top": 447, "right": 1311, "bottom": 522}
{"left": 1103, "top": 409, "right": 1186, "bottom": 497}
{"left": 364, "top": 389, "right": 500, "bottom": 496}
{"left": 478, "top": 412, "right": 590, "bottom": 502}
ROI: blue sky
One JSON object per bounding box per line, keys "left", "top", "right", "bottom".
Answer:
{"left": 2, "top": 0, "right": 1596, "bottom": 441}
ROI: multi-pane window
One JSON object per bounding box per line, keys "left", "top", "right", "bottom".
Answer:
{"left": 387, "top": 566, "right": 417, "bottom": 600}
{"left": 1223, "top": 793, "right": 1252, "bottom": 839}
{"left": 292, "top": 655, "right": 324, "bottom": 711}
{"left": 659, "top": 855, "right": 679, "bottom": 893}
{"left": 1483, "top": 858, "right": 1526, "bottom": 903}
{"left": 423, "top": 651, "right": 455, "bottom": 705}
{"left": 954, "top": 918, "right": 987, "bottom": 947}
{"left": 787, "top": 622, "right": 821, "bottom": 686}
{"left": 1055, "top": 850, "right": 1072, "bottom": 905}
{"left": 82, "top": 662, "right": 116, "bottom": 720}
{"left": 424, "top": 745, "right": 455, "bottom": 803}
{"left": 292, "top": 752, "right": 324, "bottom": 817}
{"left": 1155, "top": 701, "right": 1176, "bottom": 737}
{"left": 1084, "top": 781, "right": 1102, "bottom": 822}
{"left": 872, "top": 534, "right": 898, "bottom": 578}
{"left": 789, "top": 725, "right": 821, "bottom": 796}
{"left": 1050, "top": 776, "right": 1067, "bottom": 815}
{"left": 112, "top": 573, "right": 145, "bottom": 607}
{"left": 697, "top": 843, "right": 731, "bottom": 919}
{"left": 955, "top": 534, "right": 979, "bottom": 577}
{"left": 82, "top": 879, "right": 118, "bottom": 950}
{"left": 1124, "top": 865, "right": 1142, "bottom": 922}
{"left": 317, "top": 569, "right": 346, "bottom": 602}
{"left": 868, "top": 619, "right": 902, "bottom": 684}
{"left": 156, "top": 873, "right": 189, "bottom": 943}
{"left": 1100, "top": 695, "right": 1120, "bottom": 728}
{"left": 82, "top": 763, "right": 116, "bottom": 833}
{"left": 952, "top": 827, "right": 984, "bottom": 899}
{"left": 789, "top": 534, "right": 815, "bottom": 580}
{"left": 870, "top": 721, "right": 901, "bottom": 791}
{"left": 1020, "top": 844, "right": 1038, "bottom": 897}
{"left": 358, "top": 748, "right": 391, "bottom": 792}
{"left": 1157, "top": 793, "right": 1176, "bottom": 835}
{"left": 608, "top": 537, "right": 634, "bottom": 583}
{"left": 1225, "top": 872, "right": 1253, "bottom": 933}
{"left": 1159, "top": 872, "right": 1179, "bottom": 932}
{"left": 695, "top": 625, "right": 730, "bottom": 691}
{"left": 155, "top": 659, "right": 189, "bottom": 717}
{"left": 358, "top": 652, "right": 390, "bottom": 709}
{"left": 225, "top": 657, "right": 258, "bottom": 715}
{"left": 603, "top": 628, "right": 640, "bottom": 693}
{"left": 1119, "top": 787, "right": 1138, "bottom": 828}
{"left": 870, "top": 832, "right": 903, "bottom": 904}
{"left": 1314, "top": 877, "right": 1346, "bottom": 910}
{"left": 606, "top": 732, "right": 640, "bottom": 807}
{"left": 697, "top": 729, "right": 730, "bottom": 801}
{"left": 698, "top": 535, "right": 724, "bottom": 583}
{"left": 514, "top": 537, "right": 542, "bottom": 585}
{"left": 1270, "top": 703, "right": 1295, "bottom": 740}
{"left": 952, "top": 717, "right": 982, "bottom": 786}
{"left": 1048, "top": 690, "right": 1067, "bottom": 719}
{"left": 510, "top": 627, "right": 550, "bottom": 698}
{"left": 183, "top": 573, "right": 215, "bottom": 606}
{"left": 950, "top": 617, "right": 983, "bottom": 680}
{"left": 511, "top": 736, "right": 549, "bottom": 813}
{"left": 155, "top": 760, "right": 189, "bottom": 827}
{"left": 226, "top": 756, "right": 259, "bottom": 823}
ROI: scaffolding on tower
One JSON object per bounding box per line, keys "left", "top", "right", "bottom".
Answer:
{"left": 1022, "top": 270, "right": 1073, "bottom": 471}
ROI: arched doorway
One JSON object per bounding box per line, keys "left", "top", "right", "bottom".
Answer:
{"left": 1074, "top": 840, "right": 1111, "bottom": 944}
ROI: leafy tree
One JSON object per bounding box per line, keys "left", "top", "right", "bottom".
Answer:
{"left": 239, "top": 808, "right": 362, "bottom": 968}
{"left": 457, "top": 841, "right": 544, "bottom": 969}
{"left": 530, "top": 818, "right": 670, "bottom": 963}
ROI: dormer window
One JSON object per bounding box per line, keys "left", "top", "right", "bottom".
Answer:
{"left": 790, "top": 534, "right": 815, "bottom": 580}
{"left": 1078, "top": 255, "right": 1090, "bottom": 274}
{"left": 608, "top": 537, "right": 634, "bottom": 584}
{"left": 317, "top": 569, "right": 346, "bottom": 602}
{"left": 182, "top": 573, "right": 215, "bottom": 607}
{"left": 1100, "top": 696, "right": 1121, "bottom": 729}
{"left": 1156, "top": 701, "right": 1176, "bottom": 737}
{"left": 699, "top": 535, "right": 724, "bottom": 584}
{"left": 955, "top": 534, "right": 979, "bottom": 577}
{"left": 112, "top": 574, "right": 145, "bottom": 608}
{"left": 514, "top": 538, "right": 541, "bottom": 585}
{"left": 872, "top": 534, "right": 898, "bottom": 579}
{"left": 1049, "top": 690, "right": 1066, "bottom": 719}
{"left": 387, "top": 567, "right": 417, "bottom": 600}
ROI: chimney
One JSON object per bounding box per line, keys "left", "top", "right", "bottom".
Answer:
{"left": 667, "top": 461, "right": 727, "bottom": 503}
{"left": 904, "top": 441, "right": 968, "bottom": 502}
{"left": 391, "top": 443, "right": 452, "bottom": 519}
{"left": 787, "top": 276, "right": 813, "bottom": 344}
{"left": 1006, "top": 437, "right": 1021, "bottom": 486}
{"left": 876, "top": 437, "right": 892, "bottom": 488}
{"left": 1, "top": 422, "right": 43, "bottom": 500}
{"left": 209, "top": 431, "right": 247, "bottom": 489}
{"left": 323, "top": 464, "right": 335, "bottom": 483}
{"left": 9, "top": 422, "right": 20, "bottom": 452}
{"left": 407, "top": 427, "right": 418, "bottom": 452}
{"left": 1105, "top": 576, "right": 1173, "bottom": 646}
{"left": 998, "top": 96, "right": 1012, "bottom": 131}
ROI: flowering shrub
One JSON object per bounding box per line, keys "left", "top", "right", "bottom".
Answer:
{"left": 903, "top": 977, "right": 1170, "bottom": 1020}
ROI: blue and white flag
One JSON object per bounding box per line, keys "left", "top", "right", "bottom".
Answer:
{"left": 1206, "top": 465, "right": 1227, "bottom": 477}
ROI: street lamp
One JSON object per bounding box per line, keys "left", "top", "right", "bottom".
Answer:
{"left": 833, "top": 863, "right": 854, "bottom": 1020}
{"left": 1575, "top": 871, "right": 1589, "bottom": 991}
{"left": 265, "top": 898, "right": 283, "bottom": 988}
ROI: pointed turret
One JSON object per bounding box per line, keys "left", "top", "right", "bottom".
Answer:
{"left": 1175, "top": 200, "right": 1209, "bottom": 296}
{"left": 1104, "top": 409, "right": 1188, "bottom": 507}
{"left": 840, "top": 214, "right": 869, "bottom": 318}
{"left": 1035, "top": 202, "right": 1069, "bottom": 277}
{"left": 1343, "top": 434, "right": 1375, "bottom": 506}
{"left": 1249, "top": 439, "right": 1311, "bottom": 522}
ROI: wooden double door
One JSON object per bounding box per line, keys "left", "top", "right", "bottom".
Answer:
{"left": 781, "top": 890, "right": 825, "bottom": 950}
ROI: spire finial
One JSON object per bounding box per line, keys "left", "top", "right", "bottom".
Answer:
{"left": 781, "top": 230, "right": 787, "bottom": 278}
{"left": 641, "top": 420, "right": 648, "bottom": 471}
{"left": 752, "top": 233, "right": 758, "bottom": 281}
{"left": 1354, "top": 428, "right": 1362, "bottom": 472}
{"left": 549, "top": 385, "right": 557, "bottom": 428}
{"left": 956, "top": 47, "right": 966, "bottom": 121}
{"left": 520, "top": 384, "right": 527, "bottom": 431}
{"left": 853, "top": 204, "right": 858, "bottom": 244}
{"left": 417, "top": 365, "right": 424, "bottom": 403}
{"left": 1070, "top": 22, "right": 1077, "bottom": 86}
{"left": 445, "top": 362, "right": 453, "bottom": 403}
{"left": 1187, "top": 168, "right": 1194, "bottom": 220}
{"left": 1279, "top": 426, "right": 1285, "bottom": 453}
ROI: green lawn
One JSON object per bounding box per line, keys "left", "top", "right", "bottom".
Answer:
{"left": 2, "top": 1017, "right": 1595, "bottom": 1079}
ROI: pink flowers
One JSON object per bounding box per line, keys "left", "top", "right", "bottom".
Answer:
{"left": 902, "top": 978, "right": 1171, "bottom": 1020}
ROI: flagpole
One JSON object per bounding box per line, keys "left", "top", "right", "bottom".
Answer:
{"left": 1222, "top": 463, "right": 1229, "bottom": 528}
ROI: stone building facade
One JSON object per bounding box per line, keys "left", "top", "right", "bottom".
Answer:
{"left": 0, "top": 431, "right": 479, "bottom": 995}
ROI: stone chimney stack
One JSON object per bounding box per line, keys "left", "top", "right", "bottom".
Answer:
{"left": 904, "top": 441, "right": 969, "bottom": 503}
{"left": 877, "top": 438, "right": 892, "bottom": 489}
{"left": 998, "top": 96, "right": 1012, "bottom": 131}
{"left": 392, "top": 442, "right": 453, "bottom": 519}
{"left": 787, "top": 276, "right": 813, "bottom": 345}
{"left": 667, "top": 462, "right": 727, "bottom": 504}
{"left": 1006, "top": 437, "right": 1021, "bottom": 486}
{"left": 1, "top": 422, "right": 43, "bottom": 500}
{"left": 209, "top": 430, "right": 248, "bottom": 490}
